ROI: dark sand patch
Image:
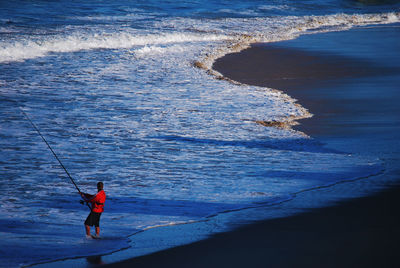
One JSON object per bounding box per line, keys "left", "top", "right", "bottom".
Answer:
{"left": 213, "top": 41, "right": 400, "bottom": 136}
{"left": 106, "top": 186, "right": 400, "bottom": 268}
{"left": 213, "top": 44, "right": 392, "bottom": 90}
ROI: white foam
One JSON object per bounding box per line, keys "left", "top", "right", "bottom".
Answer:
{"left": 1, "top": 12, "right": 398, "bottom": 64}
{"left": 0, "top": 32, "right": 230, "bottom": 63}
{"left": 133, "top": 44, "right": 189, "bottom": 57}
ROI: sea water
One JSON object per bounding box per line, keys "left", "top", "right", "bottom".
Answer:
{"left": 0, "top": 1, "right": 399, "bottom": 267}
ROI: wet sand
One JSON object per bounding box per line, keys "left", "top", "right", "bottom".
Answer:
{"left": 106, "top": 187, "right": 400, "bottom": 268}
{"left": 105, "top": 25, "right": 400, "bottom": 267}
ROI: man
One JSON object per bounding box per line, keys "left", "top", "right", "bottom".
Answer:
{"left": 81, "top": 182, "right": 106, "bottom": 238}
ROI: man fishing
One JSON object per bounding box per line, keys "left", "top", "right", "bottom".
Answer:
{"left": 17, "top": 106, "right": 107, "bottom": 239}
{"left": 81, "top": 182, "right": 106, "bottom": 238}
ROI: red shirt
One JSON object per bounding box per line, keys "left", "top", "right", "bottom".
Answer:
{"left": 84, "top": 190, "right": 106, "bottom": 213}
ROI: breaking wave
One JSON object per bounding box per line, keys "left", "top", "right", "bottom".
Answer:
{"left": 0, "top": 12, "right": 398, "bottom": 64}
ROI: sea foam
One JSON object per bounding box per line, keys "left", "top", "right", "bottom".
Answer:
{"left": 0, "top": 32, "right": 230, "bottom": 63}
{"left": 0, "top": 12, "right": 398, "bottom": 64}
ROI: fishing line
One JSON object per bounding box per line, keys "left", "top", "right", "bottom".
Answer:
{"left": 14, "top": 102, "right": 90, "bottom": 209}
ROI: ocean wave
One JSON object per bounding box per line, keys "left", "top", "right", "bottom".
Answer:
{"left": 133, "top": 44, "right": 189, "bottom": 57}
{"left": 0, "top": 32, "right": 230, "bottom": 63}
{"left": 258, "top": 4, "right": 294, "bottom": 11}
{"left": 68, "top": 13, "right": 155, "bottom": 22}
{"left": 1, "top": 12, "right": 398, "bottom": 64}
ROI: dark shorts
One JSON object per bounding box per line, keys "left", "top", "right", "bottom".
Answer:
{"left": 85, "top": 212, "right": 102, "bottom": 227}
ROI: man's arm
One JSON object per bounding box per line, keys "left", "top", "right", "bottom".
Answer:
{"left": 81, "top": 192, "right": 95, "bottom": 201}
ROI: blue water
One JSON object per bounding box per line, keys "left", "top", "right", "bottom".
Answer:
{"left": 0, "top": 1, "right": 399, "bottom": 267}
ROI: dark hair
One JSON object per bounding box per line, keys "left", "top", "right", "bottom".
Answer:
{"left": 97, "top": 182, "right": 104, "bottom": 190}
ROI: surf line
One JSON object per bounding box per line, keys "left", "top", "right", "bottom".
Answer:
{"left": 17, "top": 104, "right": 90, "bottom": 209}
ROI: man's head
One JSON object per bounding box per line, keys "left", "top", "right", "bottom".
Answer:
{"left": 97, "top": 182, "right": 104, "bottom": 191}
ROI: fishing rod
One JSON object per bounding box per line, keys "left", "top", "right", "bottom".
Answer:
{"left": 18, "top": 105, "right": 91, "bottom": 209}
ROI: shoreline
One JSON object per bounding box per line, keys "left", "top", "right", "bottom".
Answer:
{"left": 106, "top": 185, "right": 400, "bottom": 268}
{"left": 103, "top": 25, "right": 400, "bottom": 267}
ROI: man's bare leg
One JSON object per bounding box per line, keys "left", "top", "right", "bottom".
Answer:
{"left": 85, "top": 225, "right": 91, "bottom": 236}
{"left": 95, "top": 227, "right": 100, "bottom": 237}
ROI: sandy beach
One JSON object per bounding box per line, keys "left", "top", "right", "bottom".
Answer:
{"left": 104, "top": 25, "right": 400, "bottom": 268}
{"left": 106, "top": 186, "right": 400, "bottom": 268}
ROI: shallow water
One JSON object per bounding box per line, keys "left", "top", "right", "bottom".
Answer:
{"left": 0, "top": 1, "right": 399, "bottom": 267}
